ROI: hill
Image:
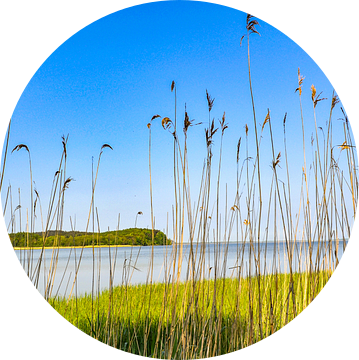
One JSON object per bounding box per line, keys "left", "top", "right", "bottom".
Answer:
{"left": 9, "top": 228, "right": 171, "bottom": 247}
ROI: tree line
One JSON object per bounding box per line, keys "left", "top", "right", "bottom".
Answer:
{"left": 10, "top": 228, "right": 171, "bottom": 247}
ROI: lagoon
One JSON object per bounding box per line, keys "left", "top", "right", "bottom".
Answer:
{"left": 15, "top": 240, "right": 345, "bottom": 298}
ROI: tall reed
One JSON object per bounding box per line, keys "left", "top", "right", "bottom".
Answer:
{"left": 3, "top": 13, "right": 357, "bottom": 360}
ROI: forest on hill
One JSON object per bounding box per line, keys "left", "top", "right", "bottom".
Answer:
{"left": 9, "top": 228, "right": 171, "bottom": 247}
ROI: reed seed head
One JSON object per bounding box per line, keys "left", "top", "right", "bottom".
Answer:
{"left": 311, "top": 85, "right": 327, "bottom": 108}
{"left": 12, "top": 144, "right": 29, "bottom": 153}
{"left": 262, "top": 110, "right": 270, "bottom": 132}
{"left": 33, "top": 197, "right": 38, "bottom": 213}
{"left": 151, "top": 114, "right": 161, "bottom": 122}
{"left": 331, "top": 94, "right": 339, "bottom": 110}
{"left": 338, "top": 141, "right": 354, "bottom": 150}
{"left": 272, "top": 152, "right": 281, "bottom": 168}
{"left": 246, "top": 14, "right": 260, "bottom": 36}
{"left": 62, "top": 177, "right": 74, "bottom": 192}
{"left": 184, "top": 111, "right": 190, "bottom": 134}
{"left": 206, "top": 90, "right": 215, "bottom": 112}
{"left": 311, "top": 85, "right": 316, "bottom": 102}
{"left": 162, "top": 117, "right": 172, "bottom": 130}
{"left": 101, "top": 144, "right": 113, "bottom": 151}
{"left": 220, "top": 112, "right": 228, "bottom": 135}
{"left": 236, "top": 137, "right": 242, "bottom": 163}
{"left": 295, "top": 68, "right": 305, "bottom": 95}
{"left": 62, "top": 135, "right": 68, "bottom": 158}
{"left": 99, "top": 144, "right": 113, "bottom": 157}
{"left": 183, "top": 107, "right": 201, "bottom": 135}
{"left": 205, "top": 119, "right": 218, "bottom": 148}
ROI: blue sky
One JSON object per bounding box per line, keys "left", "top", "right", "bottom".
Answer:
{"left": 1, "top": 1, "right": 354, "bottom": 236}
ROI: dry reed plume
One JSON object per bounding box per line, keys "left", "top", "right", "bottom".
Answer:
{"left": 2, "top": 13, "right": 357, "bottom": 359}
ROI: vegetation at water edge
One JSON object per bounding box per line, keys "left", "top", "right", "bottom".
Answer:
{"left": 9, "top": 228, "right": 171, "bottom": 248}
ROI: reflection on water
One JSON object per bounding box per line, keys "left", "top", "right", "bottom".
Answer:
{"left": 15, "top": 240, "right": 345, "bottom": 297}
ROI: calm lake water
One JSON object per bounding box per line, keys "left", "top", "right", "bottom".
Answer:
{"left": 15, "top": 240, "right": 345, "bottom": 298}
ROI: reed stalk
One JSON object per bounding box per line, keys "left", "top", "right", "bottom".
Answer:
{"left": 3, "top": 13, "right": 357, "bottom": 360}
{"left": 0, "top": 119, "right": 11, "bottom": 193}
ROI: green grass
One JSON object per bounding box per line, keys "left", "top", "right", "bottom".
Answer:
{"left": 50, "top": 270, "right": 332, "bottom": 358}
{"left": 2, "top": 13, "right": 356, "bottom": 360}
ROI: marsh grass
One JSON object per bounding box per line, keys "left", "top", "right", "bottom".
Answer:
{"left": 2, "top": 13, "right": 357, "bottom": 359}
{"left": 50, "top": 271, "right": 332, "bottom": 358}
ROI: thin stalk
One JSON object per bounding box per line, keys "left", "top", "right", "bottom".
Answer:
{"left": 0, "top": 118, "right": 11, "bottom": 192}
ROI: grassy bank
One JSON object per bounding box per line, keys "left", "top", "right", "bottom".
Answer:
{"left": 51, "top": 271, "right": 331, "bottom": 358}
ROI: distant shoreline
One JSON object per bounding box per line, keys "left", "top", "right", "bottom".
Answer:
{"left": 13, "top": 244, "right": 143, "bottom": 250}
{"left": 13, "top": 238, "right": 347, "bottom": 251}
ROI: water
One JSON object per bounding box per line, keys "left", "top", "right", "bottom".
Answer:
{"left": 15, "top": 240, "right": 345, "bottom": 297}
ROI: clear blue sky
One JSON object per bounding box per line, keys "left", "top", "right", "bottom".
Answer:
{"left": 1, "top": 1, "right": 354, "bottom": 236}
